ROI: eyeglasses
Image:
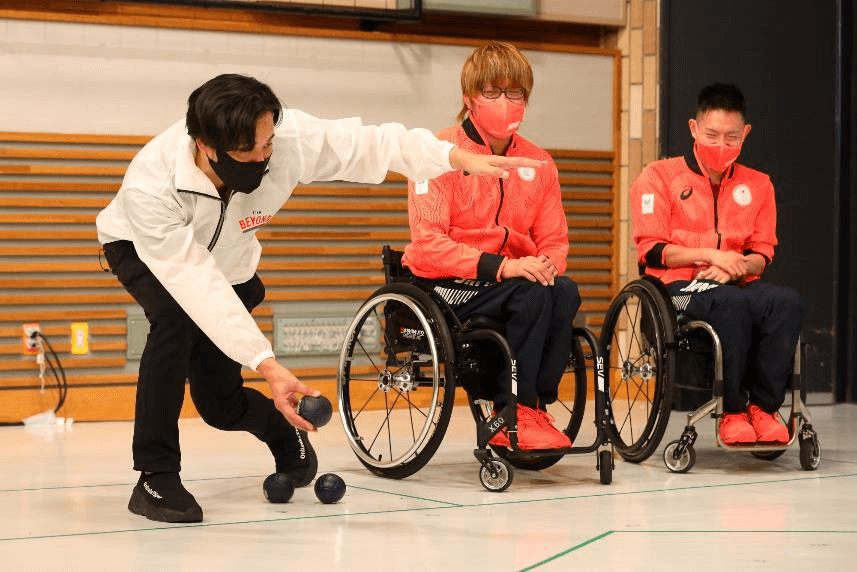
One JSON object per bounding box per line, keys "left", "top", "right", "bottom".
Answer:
{"left": 480, "top": 86, "right": 526, "bottom": 101}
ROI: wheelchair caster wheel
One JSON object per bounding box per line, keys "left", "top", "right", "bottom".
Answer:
{"left": 751, "top": 449, "right": 786, "bottom": 461}
{"left": 663, "top": 440, "right": 695, "bottom": 473}
{"left": 598, "top": 450, "right": 613, "bottom": 485}
{"left": 799, "top": 431, "right": 820, "bottom": 471}
{"left": 479, "top": 457, "right": 513, "bottom": 492}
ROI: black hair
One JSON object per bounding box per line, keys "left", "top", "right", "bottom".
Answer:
{"left": 696, "top": 83, "right": 747, "bottom": 121}
{"left": 186, "top": 74, "right": 283, "bottom": 152}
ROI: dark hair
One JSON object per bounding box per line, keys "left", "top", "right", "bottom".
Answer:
{"left": 186, "top": 74, "right": 283, "bottom": 152}
{"left": 696, "top": 83, "right": 747, "bottom": 121}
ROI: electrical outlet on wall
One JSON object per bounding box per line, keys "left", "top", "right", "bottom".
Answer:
{"left": 21, "top": 323, "right": 41, "bottom": 354}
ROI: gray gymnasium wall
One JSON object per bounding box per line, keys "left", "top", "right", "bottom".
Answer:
{"left": 0, "top": 19, "right": 614, "bottom": 150}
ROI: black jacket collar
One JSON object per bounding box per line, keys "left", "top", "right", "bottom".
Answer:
{"left": 462, "top": 117, "right": 486, "bottom": 147}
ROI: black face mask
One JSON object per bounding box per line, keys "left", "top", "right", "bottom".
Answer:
{"left": 210, "top": 149, "right": 270, "bottom": 194}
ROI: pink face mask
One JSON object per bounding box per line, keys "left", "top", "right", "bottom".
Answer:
{"left": 469, "top": 97, "right": 525, "bottom": 140}
{"left": 694, "top": 140, "right": 742, "bottom": 174}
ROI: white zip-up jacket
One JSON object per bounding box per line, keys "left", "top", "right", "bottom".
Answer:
{"left": 96, "top": 110, "right": 455, "bottom": 370}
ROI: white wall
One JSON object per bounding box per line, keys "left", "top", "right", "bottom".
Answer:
{"left": 0, "top": 18, "right": 613, "bottom": 150}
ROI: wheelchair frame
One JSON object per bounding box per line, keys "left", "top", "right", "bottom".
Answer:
{"left": 600, "top": 275, "right": 821, "bottom": 473}
{"left": 337, "top": 246, "right": 614, "bottom": 491}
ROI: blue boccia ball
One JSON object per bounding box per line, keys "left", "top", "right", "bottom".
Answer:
{"left": 263, "top": 472, "right": 295, "bottom": 503}
{"left": 298, "top": 395, "right": 333, "bottom": 428}
{"left": 314, "top": 473, "right": 346, "bottom": 504}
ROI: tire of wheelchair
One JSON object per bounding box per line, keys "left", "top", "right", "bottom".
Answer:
{"left": 480, "top": 334, "right": 589, "bottom": 471}
{"left": 337, "top": 282, "right": 457, "bottom": 479}
{"left": 600, "top": 277, "right": 677, "bottom": 463}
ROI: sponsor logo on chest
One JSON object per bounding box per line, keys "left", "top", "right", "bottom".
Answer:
{"left": 238, "top": 213, "right": 273, "bottom": 232}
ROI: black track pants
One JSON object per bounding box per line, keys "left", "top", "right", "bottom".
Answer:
{"left": 103, "top": 240, "right": 293, "bottom": 473}
{"left": 666, "top": 279, "right": 804, "bottom": 413}
{"left": 453, "top": 277, "right": 581, "bottom": 408}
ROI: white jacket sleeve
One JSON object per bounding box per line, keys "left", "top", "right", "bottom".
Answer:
{"left": 122, "top": 186, "right": 274, "bottom": 370}
{"left": 284, "top": 111, "right": 455, "bottom": 185}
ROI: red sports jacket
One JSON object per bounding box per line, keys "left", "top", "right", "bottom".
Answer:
{"left": 631, "top": 153, "right": 778, "bottom": 284}
{"left": 402, "top": 120, "right": 568, "bottom": 281}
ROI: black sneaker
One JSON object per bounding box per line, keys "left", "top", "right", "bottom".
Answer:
{"left": 128, "top": 472, "right": 203, "bottom": 523}
{"left": 272, "top": 427, "right": 317, "bottom": 488}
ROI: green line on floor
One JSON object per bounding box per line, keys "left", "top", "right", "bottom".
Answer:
{"left": 519, "top": 530, "right": 614, "bottom": 571}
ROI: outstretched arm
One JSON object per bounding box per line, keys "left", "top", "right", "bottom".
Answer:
{"left": 449, "top": 147, "right": 543, "bottom": 179}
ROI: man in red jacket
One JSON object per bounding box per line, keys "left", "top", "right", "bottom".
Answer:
{"left": 631, "top": 84, "right": 804, "bottom": 444}
{"left": 402, "top": 42, "right": 580, "bottom": 450}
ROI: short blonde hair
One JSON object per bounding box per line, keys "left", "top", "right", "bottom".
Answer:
{"left": 457, "top": 41, "right": 534, "bottom": 122}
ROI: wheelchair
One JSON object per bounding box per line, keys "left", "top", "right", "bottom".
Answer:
{"left": 598, "top": 275, "right": 821, "bottom": 473}
{"left": 337, "top": 246, "right": 614, "bottom": 491}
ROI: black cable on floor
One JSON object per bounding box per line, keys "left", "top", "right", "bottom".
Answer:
{"left": 0, "top": 332, "right": 68, "bottom": 426}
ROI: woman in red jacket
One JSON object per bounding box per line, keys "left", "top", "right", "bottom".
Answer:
{"left": 402, "top": 42, "right": 580, "bottom": 450}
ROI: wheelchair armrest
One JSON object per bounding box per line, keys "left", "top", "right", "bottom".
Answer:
{"left": 381, "top": 245, "right": 405, "bottom": 284}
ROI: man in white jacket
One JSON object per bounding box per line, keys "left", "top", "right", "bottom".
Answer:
{"left": 97, "top": 73, "right": 541, "bottom": 523}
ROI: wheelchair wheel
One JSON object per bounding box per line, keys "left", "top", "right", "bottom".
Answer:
{"left": 799, "top": 429, "right": 821, "bottom": 470}
{"left": 598, "top": 450, "right": 613, "bottom": 484}
{"left": 479, "top": 457, "right": 513, "bottom": 492}
{"left": 601, "top": 278, "right": 676, "bottom": 463}
{"left": 479, "top": 334, "right": 589, "bottom": 471}
{"left": 663, "top": 440, "right": 695, "bottom": 473}
{"left": 751, "top": 449, "right": 786, "bottom": 461}
{"left": 338, "top": 283, "right": 456, "bottom": 479}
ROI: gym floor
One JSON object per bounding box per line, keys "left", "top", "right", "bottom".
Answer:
{"left": 1, "top": 401, "right": 854, "bottom": 571}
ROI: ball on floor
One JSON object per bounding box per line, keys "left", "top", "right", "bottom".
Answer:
{"left": 314, "top": 473, "right": 346, "bottom": 504}
{"left": 263, "top": 472, "right": 295, "bottom": 503}
{"left": 298, "top": 394, "right": 333, "bottom": 428}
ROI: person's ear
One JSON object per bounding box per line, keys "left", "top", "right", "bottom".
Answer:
{"left": 742, "top": 123, "right": 752, "bottom": 141}
{"left": 688, "top": 118, "right": 699, "bottom": 140}
{"left": 196, "top": 139, "right": 216, "bottom": 163}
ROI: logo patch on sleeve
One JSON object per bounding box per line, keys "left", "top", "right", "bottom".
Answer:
{"left": 415, "top": 179, "right": 429, "bottom": 195}
{"left": 641, "top": 193, "right": 654, "bottom": 214}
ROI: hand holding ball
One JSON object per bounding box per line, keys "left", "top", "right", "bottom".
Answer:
{"left": 298, "top": 394, "right": 332, "bottom": 429}
{"left": 314, "top": 473, "right": 346, "bottom": 504}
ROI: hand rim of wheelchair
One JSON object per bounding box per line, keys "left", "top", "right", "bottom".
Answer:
{"left": 600, "top": 277, "right": 677, "bottom": 463}
{"left": 337, "top": 283, "right": 456, "bottom": 478}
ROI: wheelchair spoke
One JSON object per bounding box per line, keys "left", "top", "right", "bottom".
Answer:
{"left": 354, "top": 335, "right": 382, "bottom": 375}
{"left": 363, "top": 389, "right": 402, "bottom": 457}
{"left": 349, "top": 383, "right": 382, "bottom": 422}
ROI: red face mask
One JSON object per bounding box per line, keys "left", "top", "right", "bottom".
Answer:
{"left": 469, "top": 97, "right": 525, "bottom": 140}
{"left": 694, "top": 140, "right": 742, "bottom": 174}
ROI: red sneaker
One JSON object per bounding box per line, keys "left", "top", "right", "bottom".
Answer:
{"left": 515, "top": 405, "right": 571, "bottom": 450}
{"left": 488, "top": 422, "right": 511, "bottom": 449}
{"left": 719, "top": 412, "right": 756, "bottom": 444}
{"left": 747, "top": 404, "right": 789, "bottom": 443}
{"left": 536, "top": 408, "right": 573, "bottom": 447}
